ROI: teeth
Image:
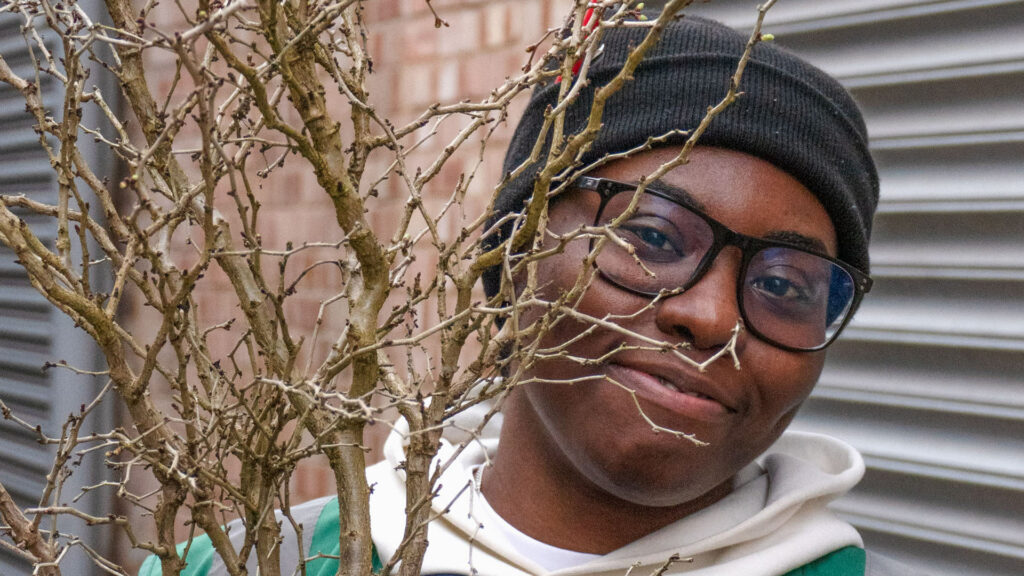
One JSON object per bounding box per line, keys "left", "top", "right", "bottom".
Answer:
{"left": 657, "top": 377, "right": 681, "bottom": 393}
{"left": 656, "top": 376, "right": 713, "bottom": 401}
{"left": 673, "top": 387, "right": 711, "bottom": 400}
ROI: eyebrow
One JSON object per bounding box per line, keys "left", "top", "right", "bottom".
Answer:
{"left": 641, "top": 178, "right": 708, "bottom": 212}
{"left": 642, "top": 179, "right": 831, "bottom": 255}
{"left": 763, "top": 230, "right": 831, "bottom": 255}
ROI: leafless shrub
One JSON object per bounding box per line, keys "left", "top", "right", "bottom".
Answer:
{"left": 0, "top": 0, "right": 775, "bottom": 573}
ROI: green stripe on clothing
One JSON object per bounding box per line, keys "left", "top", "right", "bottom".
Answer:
{"left": 307, "top": 496, "right": 339, "bottom": 575}
{"left": 783, "top": 546, "right": 865, "bottom": 576}
{"left": 138, "top": 495, "right": 852, "bottom": 576}
{"left": 137, "top": 497, "right": 382, "bottom": 576}
{"left": 137, "top": 534, "right": 216, "bottom": 576}
{"left": 308, "top": 496, "right": 383, "bottom": 575}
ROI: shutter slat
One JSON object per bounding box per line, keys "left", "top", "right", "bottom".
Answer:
{"left": 0, "top": 7, "right": 110, "bottom": 574}
{"left": 875, "top": 142, "right": 1024, "bottom": 202}
{"left": 690, "top": 0, "right": 1023, "bottom": 31}
{"left": 854, "top": 73, "right": 1024, "bottom": 140}
{"left": 687, "top": 2, "right": 1024, "bottom": 574}
{"left": 756, "top": 3, "right": 1024, "bottom": 80}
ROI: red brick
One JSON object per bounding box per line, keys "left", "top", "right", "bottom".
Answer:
{"left": 509, "top": 0, "right": 547, "bottom": 45}
{"left": 460, "top": 51, "right": 517, "bottom": 100}
{"left": 483, "top": 3, "right": 508, "bottom": 48}
{"left": 398, "top": 62, "right": 436, "bottom": 110}
{"left": 400, "top": 0, "right": 430, "bottom": 17}
{"left": 547, "top": 0, "right": 574, "bottom": 29}
{"left": 366, "top": 196, "right": 407, "bottom": 243}
{"left": 370, "top": 22, "right": 402, "bottom": 66}
{"left": 364, "top": 0, "right": 401, "bottom": 23}
{"left": 427, "top": 0, "right": 471, "bottom": 11}
{"left": 402, "top": 16, "right": 441, "bottom": 61}
{"left": 437, "top": 10, "right": 482, "bottom": 57}
{"left": 118, "top": 0, "right": 549, "bottom": 547}
{"left": 436, "top": 60, "right": 460, "bottom": 103}
{"left": 294, "top": 457, "right": 333, "bottom": 501}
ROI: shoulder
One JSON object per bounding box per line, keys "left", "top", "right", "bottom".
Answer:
{"left": 781, "top": 546, "right": 929, "bottom": 576}
{"left": 783, "top": 546, "right": 865, "bottom": 576}
{"left": 137, "top": 537, "right": 216, "bottom": 576}
{"left": 136, "top": 495, "right": 339, "bottom": 576}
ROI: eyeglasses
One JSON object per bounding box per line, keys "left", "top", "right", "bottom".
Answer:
{"left": 576, "top": 176, "right": 872, "bottom": 351}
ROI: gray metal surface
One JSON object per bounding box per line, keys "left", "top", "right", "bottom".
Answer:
{"left": 688, "top": 1, "right": 1024, "bottom": 574}
{"left": 0, "top": 6, "right": 113, "bottom": 574}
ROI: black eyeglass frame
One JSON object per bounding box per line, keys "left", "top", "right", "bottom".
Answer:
{"left": 575, "top": 176, "right": 873, "bottom": 352}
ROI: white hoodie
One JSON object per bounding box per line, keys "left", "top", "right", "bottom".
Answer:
{"left": 366, "top": 402, "right": 865, "bottom": 576}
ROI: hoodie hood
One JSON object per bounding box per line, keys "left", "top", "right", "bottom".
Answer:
{"left": 367, "top": 400, "right": 864, "bottom": 575}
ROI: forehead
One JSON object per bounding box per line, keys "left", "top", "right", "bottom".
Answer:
{"left": 584, "top": 145, "right": 839, "bottom": 256}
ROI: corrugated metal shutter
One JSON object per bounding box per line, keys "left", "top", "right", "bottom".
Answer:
{"left": 0, "top": 5, "right": 113, "bottom": 574}
{"left": 687, "top": 1, "right": 1024, "bottom": 575}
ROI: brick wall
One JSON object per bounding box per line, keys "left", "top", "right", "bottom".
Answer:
{"left": 118, "top": 0, "right": 570, "bottom": 566}
{"left": 274, "top": 0, "right": 571, "bottom": 500}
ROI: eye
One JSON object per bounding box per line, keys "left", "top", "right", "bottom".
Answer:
{"left": 750, "top": 275, "right": 810, "bottom": 302}
{"left": 633, "top": 227, "right": 672, "bottom": 250}
{"left": 619, "top": 217, "right": 685, "bottom": 262}
{"left": 747, "top": 249, "right": 834, "bottom": 324}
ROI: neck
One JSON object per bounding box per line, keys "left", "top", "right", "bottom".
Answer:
{"left": 481, "top": 390, "right": 732, "bottom": 554}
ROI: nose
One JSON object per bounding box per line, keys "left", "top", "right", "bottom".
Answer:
{"left": 654, "top": 252, "right": 745, "bottom": 352}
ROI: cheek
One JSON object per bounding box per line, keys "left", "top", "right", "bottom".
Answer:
{"left": 540, "top": 229, "right": 593, "bottom": 286}
{"left": 516, "top": 236, "right": 602, "bottom": 332}
{"left": 521, "top": 193, "right": 606, "bottom": 300}
{"left": 529, "top": 238, "right": 650, "bottom": 323}
{"left": 748, "top": 347, "right": 825, "bottom": 431}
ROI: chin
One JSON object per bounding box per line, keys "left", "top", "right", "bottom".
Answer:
{"left": 607, "top": 482, "right": 708, "bottom": 508}
{"left": 571, "top": 444, "right": 732, "bottom": 509}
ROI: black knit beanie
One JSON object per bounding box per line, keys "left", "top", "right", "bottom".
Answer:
{"left": 482, "top": 15, "right": 879, "bottom": 299}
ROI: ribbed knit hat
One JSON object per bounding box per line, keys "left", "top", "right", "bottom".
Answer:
{"left": 483, "top": 15, "right": 878, "bottom": 299}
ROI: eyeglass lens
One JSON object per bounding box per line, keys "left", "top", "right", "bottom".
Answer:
{"left": 594, "top": 189, "right": 856, "bottom": 350}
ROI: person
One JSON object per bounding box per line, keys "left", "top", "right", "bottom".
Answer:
{"left": 140, "top": 13, "right": 923, "bottom": 576}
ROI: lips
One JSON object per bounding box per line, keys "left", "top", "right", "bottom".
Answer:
{"left": 605, "top": 362, "right": 736, "bottom": 424}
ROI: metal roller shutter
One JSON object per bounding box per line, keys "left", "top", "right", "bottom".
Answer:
{"left": 0, "top": 4, "right": 113, "bottom": 574}
{"left": 686, "top": 1, "right": 1024, "bottom": 574}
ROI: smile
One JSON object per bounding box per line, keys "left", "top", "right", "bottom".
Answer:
{"left": 605, "top": 363, "right": 737, "bottom": 423}
{"left": 656, "top": 376, "right": 713, "bottom": 400}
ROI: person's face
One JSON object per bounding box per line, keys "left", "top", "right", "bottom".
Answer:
{"left": 515, "top": 145, "right": 837, "bottom": 508}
